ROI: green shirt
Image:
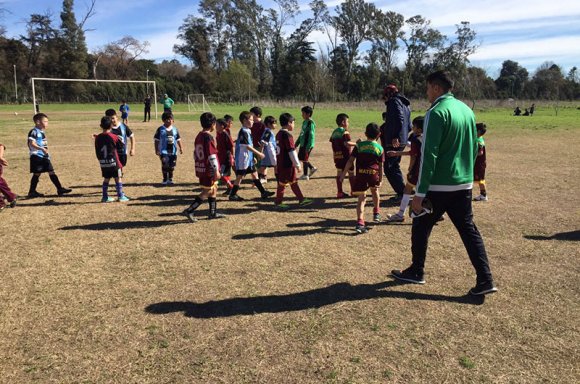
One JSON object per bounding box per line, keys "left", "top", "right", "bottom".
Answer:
{"left": 297, "top": 119, "right": 316, "bottom": 150}
{"left": 163, "top": 97, "right": 174, "bottom": 109}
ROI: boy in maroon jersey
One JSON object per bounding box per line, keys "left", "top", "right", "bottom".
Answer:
{"left": 250, "top": 106, "right": 268, "bottom": 183}
{"left": 339, "top": 123, "right": 384, "bottom": 233}
{"left": 182, "top": 112, "right": 225, "bottom": 222}
{"left": 274, "top": 113, "right": 313, "bottom": 210}
{"left": 216, "top": 118, "right": 235, "bottom": 195}
{"left": 95, "top": 116, "right": 129, "bottom": 202}
{"left": 329, "top": 113, "right": 356, "bottom": 198}
{"left": 0, "top": 143, "right": 17, "bottom": 211}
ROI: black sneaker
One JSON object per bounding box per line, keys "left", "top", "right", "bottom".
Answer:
{"left": 208, "top": 212, "right": 226, "bottom": 220}
{"left": 27, "top": 191, "right": 45, "bottom": 199}
{"left": 229, "top": 194, "right": 244, "bottom": 201}
{"left": 182, "top": 209, "right": 197, "bottom": 223}
{"left": 222, "top": 188, "right": 232, "bottom": 196}
{"left": 469, "top": 281, "right": 498, "bottom": 296}
{"left": 57, "top": 188, "right": 72, "bottom": 196}
{"left": 261, "top": 191, "right": 276, "bottom": 199}
{"left": 391, "top": 268, "right": 425, "bottom": 284}
{"left": 355, "top": 224, "right": 369, "bottom": 234}
{"left": 8, "top": 199, "right": 17, "bottom": 208}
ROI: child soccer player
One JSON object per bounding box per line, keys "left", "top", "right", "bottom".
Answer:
{"left": 119, "top": 100, "right": 130, "bottom": 125}
{"left": 216, "top": 118, "right": 235, "bottom": 195}
{"left": 27, "top": 113, "right": 72, "bottom": 198}
{"left": 274, "top": 113, "right": 313, "bottom": 209}
{"left": 95, "top": 116, "right": 129, "bottom": 202}
{"left": 0, "top": 143, "right": 17, "bottom": 211}
{"left": 105, "top": 109, "right": 136, "bottom": 167}
{"left": 474, "top": 123, "right": 488, "bottom": 201}
{"left": 250, "top": 106, "right": 268, "bottom": 182}
{"left": 386, "top": 116, "right": 424, "bottom": 222}
{"left": 296, "top": 105, "right": 317, "bottom": 180}
{"left": 339, "top": 123, "right": 384, "bottom": 233}
{"left": 228, "top": 111, "right": 275, "bottom": 201}
{"left": 182, "top": 112, "right": 226, "bottom": 222}
{"left": 154, "top": 112, "right": 183, "bottom": 185}
{"left": 330, "top": 113, "right": 356, "bottom": 198}
{"left": 223, "top": 114, "right": 234, "bottom": 136}
{"left": 258, "top": 115, "right": 278, "bottom": 182}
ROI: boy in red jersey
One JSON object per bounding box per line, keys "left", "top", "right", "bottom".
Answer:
{"left": 274, "top": 113, "right": 313, "bottom": 210}
{"left": 339, "top": 123, "right": 384, "bottom": 233}
{"left": 473, "top": 123, "right": 488, "bottom": 201}
{"left": 95, "top": 116, "right": 129, "bottom": 202}
{"left": 182, "top": 112, "right": 226, "bottom": 222}
{"left": 329, "top": 113, "right": 356, "bottom": 198}
{"left": 250, "top": 106, "right": 268, "bottom": 183}
{"left": 0, "top": 143, "right": 17, "bottom": 211}
{"left": 216, "top": 118, "right": 235, "bottom": 195}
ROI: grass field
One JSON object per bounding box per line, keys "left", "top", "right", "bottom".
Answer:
{"left": 0, "top": 101, "right": 579, "bottom": 383}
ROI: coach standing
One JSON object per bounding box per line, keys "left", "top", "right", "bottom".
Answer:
{"left": 381, "top": 84, "right": 411, "bottom": 202}
{"left": 390, "top": 70, "right": 497, "bottom": 296}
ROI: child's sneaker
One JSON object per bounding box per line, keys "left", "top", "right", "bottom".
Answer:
{"left": 118, "top": 195, "right": 130, "bottom": 202}
{"left": 8, "top": 199, "right": 17, "bottom": 208}
{"left": 229, "top": 194, "right": 244, "bottom": 201}
{"left": 474, "top": 194, "right": 488, "bottom": 201}
{"left": 386, "top": 213, "right": 405, "bottom": 223}
{"left": 27, "top": 191, "right": 44, "bottom": 199}
{"left": 261, "top": 191, "right": 276, "bottom": 199}
{"left": 208, "top": 212, "right": 226, "bottom": 219}
{"left": 355, "top": 224, "right": 369, "bottom": 234}
{"left": 57, "top": 188, "right": 72, "bottom": 196}
{"left": 337, "top": 192, "right": 350, "bottom": 198}
{"left": 299, "top": 198, "right": 313, "bottom": 206}
{"left": 309, "top": 167, "right": 318, "bottom": 177}
{"left": 182, "top": 209, "right": 197, "bottom": 223}
{"left": 101, "top": 197, "right": 115, "bottom": 203}
{"left": 161, "top": 180, "right": 169, "bottom": 185}
{"left": 167, "top": 179, "right": 174, "bottom": 185}
{"left": 299, "top": 174, "right": 309, "bottom": 181}
{"left": 373, "top": 213, "right": 382, "bottom": 223}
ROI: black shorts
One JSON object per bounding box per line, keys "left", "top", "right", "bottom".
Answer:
{"left": 30, "top": 156, "right": 54, "bottom": 173}
{"left": 119, "top": 154, "right": 128, "bottom": 167}
{"left": 101, "top": 167, "right": 122, "bottom": 179}
{"left": 298, "top": 147, "right": 312, "bottom": 162}
{"left": 235, "top": 165, "right": 257, "bottom": 177}
{"left": 160, "top": 155, "right": 177, "bottom": 170}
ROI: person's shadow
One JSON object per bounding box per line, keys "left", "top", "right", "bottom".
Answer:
{"left": 145, "top": 280, "right": 485, "bottom": 318}
{"left": 524, "top": 230, "right": 580, "bottom": 241}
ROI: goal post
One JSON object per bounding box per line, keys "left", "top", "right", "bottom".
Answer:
{"left": 30, "top": 77, "right": 158, "bottom": 119}
{"left": 187, "top": 93, "right": 211, "bottom": 113}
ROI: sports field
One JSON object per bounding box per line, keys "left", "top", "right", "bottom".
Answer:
{"left": 0, "top": 102, "right": 578, "bottom": 383}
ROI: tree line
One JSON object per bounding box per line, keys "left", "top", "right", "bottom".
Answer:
{"left": 0, "top": 0, "right": 578, "bottom": 104}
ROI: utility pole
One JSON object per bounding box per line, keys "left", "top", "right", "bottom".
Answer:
{"left": 13, "top": 65, "right": 18, "bottom": 103}
{"left": 146, "top": 69, "right": 150, "bottom": 94}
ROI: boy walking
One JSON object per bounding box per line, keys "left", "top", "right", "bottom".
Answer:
{"left": 474, "top": 123, "right": 488, "bottom": 201}
{"left": 296, "top": 106, "right": 317, "bottom": 180}
{"left": 182, "top": 112, "right": 226, "bottom": 222}
{"left": 27, "top": 113, "right": 72, "bottom": 198}
{"left": 340, "top": 123, "right": 384, "bottom": 233}
{"left": 119, "top": 100, "right": 130, "bottom": 125}
{"left": 95, "top": 116, "right": 129, "bottom": 202}
{"left": 154, "top": 112, "right": 183, "bottom": 185}
{"left": 216, "top": 118, "right": 235, "bottom": 195}
{"left": 330, "top": 113, "right": 356, "bottom": 198}
{"left": 258, "top": 115, "right": 278, "bottom": 182}
{"left": 0, "top": 143, "right": 17, "bottom": 211}
{"left": 105, "top": 109, "right": 135, "bottom": 168}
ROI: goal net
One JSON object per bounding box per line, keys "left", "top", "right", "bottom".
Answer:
{"left": 187, "top": 94, "right": 211, "bottom": 113}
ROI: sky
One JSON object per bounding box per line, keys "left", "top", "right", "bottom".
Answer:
{"left": 1, "top": 0, "right": 579, "bottom": 78}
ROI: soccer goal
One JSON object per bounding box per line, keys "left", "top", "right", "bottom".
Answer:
{"left": 187, "top": 94, "right": 211, "bottom": 113}
{"left": 30, "top": 77, "right": 158, "bottom": 119}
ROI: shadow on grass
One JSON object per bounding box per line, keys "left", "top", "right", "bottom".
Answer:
{"left": 145, "top": 281, "right": 484, "bottom": 318}
{"left": 524, "top": 230, "right": 580, "bottom": 241}
{"left": 158, "top": 207, "right": 254, "bottom": 218}
{"left": 59, "top": 219, "right": 187, "bottom": 230}
{"left": 70, "top": 182, "right": 196, "bottom": 189}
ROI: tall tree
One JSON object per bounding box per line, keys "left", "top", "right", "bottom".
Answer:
{"left": 495, "top": 60, "right": 528, "bottom": 98}
{"left": 174, "top": 16, "right": 212, "bottom": 71}
{"left": 59, "top": 0, "right": 89, "bottom": 79}
{"left": 370, "top": 10, "right": 404, "bottom": 77}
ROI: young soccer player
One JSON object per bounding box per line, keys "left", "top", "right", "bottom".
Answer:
{"left": 27, "top": 113, "right": 72, "bottom": 198}
{"left": 182, "top": 112, "right": 226, "bottom": 222}
{"left": 250, "top": 106, "right": 268, "bottom": 182}
{"left": 339, "top": 123, "right": 384, "bottom": 233}
{"left": 223, "top": 114, "right": 234, "bottom": 137}
{"left": 119, "top": 100, "right": 130, "bottom": 125}
{"left": 296, "top": 105, "right": 317, "bottom": 180}
{"left": 228, "top": 111, "right": 274, "bottom": 201}
{"left": 95, "top": 116, "right": 129, "bottom": 202}
{"left": 154, "top": 112, "right": 183, "bottom": 185}
{"left": 330, "top": 113, "right": 356, "bottom": 198}
{"left": 274, "top": 113, "right": 313, "bottom": 209}
{"left": 105, "top": 109, "right": 135, "bottom": 168}
{"left": 258, "top": 115, "right": 278, "bottom": 182}
{"left": 215, "top": 118, "right": 235, "bottom": 195}
{"left": 386, "top": 116, "right": 424, "bottom": 222}
{"left": 474, "top": 123, "right": 488, "bottom": 201}
{"left": 0, "top": 143, "right": 17, "bottom": 211}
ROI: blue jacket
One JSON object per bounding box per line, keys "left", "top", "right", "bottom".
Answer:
{"left": 381, "top": 94, "right": 411, "bottom": 148}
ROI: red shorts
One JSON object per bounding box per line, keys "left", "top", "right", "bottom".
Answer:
{"left": 276, "top": 167, "right": 297, "bottom": 186}
{"left": 199, "top": 176, "right": 217, "bottom": 189}
{"left": 352, "top": 173, "right": 380, "bottom": 195}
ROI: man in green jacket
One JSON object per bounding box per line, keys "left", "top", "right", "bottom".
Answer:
{"left": 391, "top": 70, "right": 497, "bottom": 296}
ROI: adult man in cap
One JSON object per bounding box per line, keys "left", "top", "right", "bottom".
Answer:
{"left": 163, "top": 94, "right": 174, "bottom": 114}
{"left": 381, "top": 84, "right": 411, "bottom": 203}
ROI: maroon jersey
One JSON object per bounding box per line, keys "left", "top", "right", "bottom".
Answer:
{"left": 329, "top": 127, "right": 352, "bottom": 168}
{"left": 276, "top": 129, "right": 296, "bottom": 171}
{"left": 194, "top": 131, "right": 219, "bottom": 179}
{"left": 407, "top": 135, "right": 422, "bottom": 185}
{"left": 352, "top": 140, "right": 384, "bottom": 177}
{"left": 95, "top": 132, "right": 124, "bottom": 169}
{"left": 216, "top": 129, "right": 234, "bottom": 166}
{"left": 251, "top": 121, "right": 266, "bottom": 147}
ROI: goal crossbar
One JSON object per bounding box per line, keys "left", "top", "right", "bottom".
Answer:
{"left": 30, "top": 77, "right": 158, "bottom": 119}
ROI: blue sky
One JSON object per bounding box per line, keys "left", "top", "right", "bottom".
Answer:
{"left": 1, "top": 0, "right": 579, "bottom": 78}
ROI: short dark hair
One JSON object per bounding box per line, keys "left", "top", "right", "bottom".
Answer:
{"left": 336, "top": 113, "right": 349, "bottom": 126}
{"left": 105, "top": 109, "right": 117, "bottom": 117}
{"left": 223, "top": 114, "right": 233, "bottom": 122}
{"left": 279, "top": 113, "right": 295, "bottom": 127}
{"left": 301, "top": 105, "right": 313, "bottom": 117}
{"left": 476, "top": 122, "right": 487, "bottom": 135}
{"left": 216, "top": 118, "right": 227, "bottom": 129}
{"left": 412, "top": 116, "right": 425, "bottom": 131}
{"left": 426, "top": 70, "right": 454, "bottom": 92}
{"left": 239, "top": 111, "right": 251, "bottom": 123}
{"left": 33, "top": 113, "right": 48, "bottom": 123}
{"left": 200, "top": 112, "right": 216, "bottom": 129}
{"left": 264, "top": 115, "right": 277, "bottom": 127}
{"left": 161, "top": 111, "right": 173, "bottom": 121}
{"left": 365, "top": 123, "right": 380, "bottom": 139}
{"left": 100, "top": 116, "right": 113, "bottom": 129}
{"left": 250, "top": 106, "right": 262, "bottom": 117}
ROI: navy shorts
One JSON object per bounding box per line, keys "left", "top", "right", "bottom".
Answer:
{"left": 30, "top": 156, "right": 54, "bottom": 173}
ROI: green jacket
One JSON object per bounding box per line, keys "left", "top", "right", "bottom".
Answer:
{"left": 416, "top": 93, "right": 477, "bottom": 196}
{"left": 297, "top": 119, "right": 316, "bottom": 150}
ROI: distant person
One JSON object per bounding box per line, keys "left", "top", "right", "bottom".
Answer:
{"left": 154, "top": 112, "right": 183, "bottom": 185}
{"left": 143, "top": 95, "right": 152, "bottom": 122}
{"left": 119, "top": 100, "right": 130, "bottom": 124}
{"left": 473, "top": 123, "right": 488, "bottom": 202}
{"left": 162, "top": 94, "right": 174, "bottom": 114}
{"left": 0, "top": 142, "right": 17, "bottom": 211}
{"left": 94, "top": 116, "right": 129, "bottom": 203}
{"left": 529, "top": 103, "right": 535, "bottom": 116}
{"left": 296, "top": 105, "right": 317, "bottom": 180}
{"left": 523, "top": 108, "right": 530, "bottom": 116}
{"left": 513, "top": 106, "right": 521, "bottom": 116}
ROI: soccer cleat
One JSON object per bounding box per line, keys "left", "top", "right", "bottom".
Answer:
{"left": 469, "top": 281, "right": 498, "bottom": 296}
{"left": 167, "top": 179, "right": 174, "bottom": 185}
{"left": 373, "top": 213, "right": 382, "bottom": 223}
{"left": 299, "top": 174, "right": 309, "bottom": 181}
{"left": 386, "top": 213, "right": 405, "bottom": 223}
{"left": 309, "top": 167, "right": 318, "bottom": 177}
{"left": 299, "top": 198, "right": 313, "bottom": 206}
{"left": 355, "top": 224, "right": 369, "bottom": 234}
{"left": 182, "top": 209, "right": 197, "bottom": 223}
{"left": 27, "top": 191, "right": 45, "bottom": 199}
{"left": 391, "top": 268, "right": 425, "bottom": 284}
{"left": 229, "top": 194, "right": 244, "bottom": 201}
{"left": 8, "top": 199, "right": 17, "bottom": 208}
{"left": 208, "top": 212, "right": 226, "bottom": 219}
{"left": 118, "top": 195, "right": 130, "bottom": 202}
{"left": 161, "top": 180, "right": 169, "bottom": 185}
{"left": 222, "top": 188, "right": 232, "bottom": 196}
{"left": 57, "top": 188, "right": 72, "bottom": 196}
{"left": 275, "top": 203, "right": 291, "bottom": 210}
{"left": 261, "top": 191, "right": 276, "bottom": 199}
{"left": 474, "top": 194, "right": 488, "bottom": 201}
{"left": 101, "top": 197, "right": 115, "bottom": 203}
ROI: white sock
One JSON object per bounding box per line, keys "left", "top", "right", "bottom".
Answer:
{"left": 398, "top": 194, "right": 412, "bottom": 216}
